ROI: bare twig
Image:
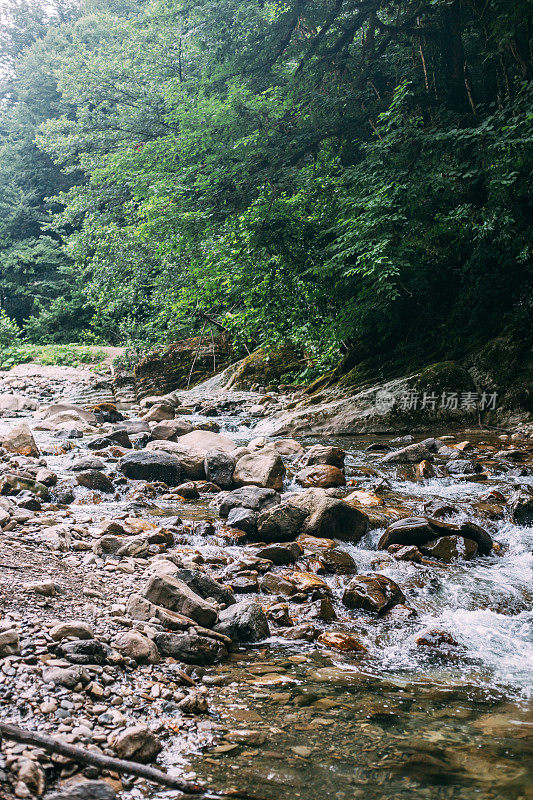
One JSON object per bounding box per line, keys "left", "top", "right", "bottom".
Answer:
{"left": 0, "top": 721, "right": 262, "bottom": 799}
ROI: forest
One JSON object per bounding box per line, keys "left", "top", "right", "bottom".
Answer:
{"left": 0, "top": 0, "right": 531, "bottom": 375}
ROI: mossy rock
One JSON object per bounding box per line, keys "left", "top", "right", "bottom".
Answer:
{"left": 415, "top": 361, "right": 476, "bottom": 396}
{"left": 465, "top": 333, "right": 533, "bottom": 413}
{"left": 226, "top": 346, "right": 302, "bottom": 391}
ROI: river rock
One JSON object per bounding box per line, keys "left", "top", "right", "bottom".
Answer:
{"left": 260, "top": 573, "right": 297, "bottom": 596}
{"left": 174, "top": 568, "right": 235, "bottom": 606}
{"left": 151, "top": 418, "right": 194, "bottom": 439}
{"left": 0, "top": 474, "right": 49, "bottom": 499}
{"left": 420, "top": 535, "right": 478, "bottom": 561}
{"left": 218, "top": 487, "right": 281, "bottom": 517}
{"left": 317, "top": 548, "right": 357, "bottom": 574}
{"left": 114, "top": 630, "right": 160, "bottom": 663}
{"left": 226, "top": 507, "right": 258, "bottom": 536}
{"left": 154, "top": 632, "right": 225, "bottom": 664}
{"left": 142, "top": 402, "right": 175, "bottom": 421}
{"left": 58, "top": 639, "right": 113, "bottom": 665}
{"left": 66, "top": 456, "right": 106, "bottom": 472}
{"left": 508, "top": 489, "right": 533, "bottom": 526}
{"left": 378, "top": 516, "right": 492, "bottom": 555}
{"left": 254, "top": 503, "right": 308, "bottom": 543}
{"left": 111, "top": 724, "right": 162, "bottom": 762}
{"left": 88, "top": 429, "right": 131, "bottom": 449}
{"left": 35, "top": 467, "right": 58, "bottom": 486}
{"left": 37, "top": 403, "right": 97, "bottom": 424}
{"left": 253, "top": 438, "right": 304, "bottom": 458}
{"left": 178, "top": 430, "right": 236, "bottom": 454}
{"left": 50, "top": 622, "right": 94, "bottom": 641}
{"left": 381, "top": 438, "right": 438, "bottom": 463}
{"left": 45, "top": 780, "right": 116, "bottom": 800}
{"left": 342, "top": 574, "right": 405, "bottom": 614}
{"left": 145, "top": 440, "right": 206, "bottom": 478}
{"left": 214, "top": 600, "right": 270, "bottom": 642}
{"left": 0, "top": 393, "right": 38, "bottom": 412}
{"left": 126, "top": 594, "right": 189, "bottom": 630}
{"left": 446, "top": 458, "right": 482, "bottom": 475}
{"left": 255, "top": 542, "right": 303, "bottom": 565}
{"left": 300, "top": 445, "right": 346, "bottom": 469}
{"left": 317, "top": 631, "right": 367, "bottom": 653}
{"left": 117, "top": 419, "right": 151, "bottom": 435}
{"left": 0, "top": 629, "right": 20, "bottom": 657}
{"left": 76, "top": 470, "right": 114, "bottom": 493}
{"left": 233, "top": 452, "right": 285, "bottom": 490}
{"left": 285, "top": 488, "right": 369, "bottom": 542}
{"left": 42, "top": 665, "right": 89, "bottom": 688}
{"left": 295, "top": 464, "right": 346, "bottom": 488}
{"left": 2, "top": 423, "right": 40, "bottom": 457}
{"left": 17, "top": 759, "right": 46, "bottom": 796}
{"left": 119, "top": 450, "right": 182, "bottom": 484}
{"left": 204, "top": 449, "right": 236, "bottom": 488}
{"left": 143, "top": 574, "right": 217, "bottom": 627}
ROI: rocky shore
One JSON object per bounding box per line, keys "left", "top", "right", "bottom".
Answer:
{"left": 0, "top": 363, "right": 531, "bottom": 800}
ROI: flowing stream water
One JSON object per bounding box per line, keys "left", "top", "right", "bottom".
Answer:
{"left": 0, "top": 370, "right": 531, "bottom": 800}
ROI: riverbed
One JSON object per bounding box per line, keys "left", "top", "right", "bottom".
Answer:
{"left": 0, "top": 365, "right": 531, "bottom": 800}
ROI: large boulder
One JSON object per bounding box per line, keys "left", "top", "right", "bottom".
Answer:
{"left": 0, "top": 474, "right": 49, "bottom": 499}
{"left": 142, "top": 574, "right": 217, "bottom": 627}
{"left": 119, "top": 450, "right": 182, "bottom": 484}
{"left": 295, "top": 464, "right": 346, "bottom": 488}
{"left": 204, "top": 449, "right": 236, "bottom": 488}
{"left": 37, "top": 403, "right": 97, "bottom": 423}
{"left": 420, "top": 536, "right": 478, "bottom": 562}
{"left": 381, "top": 438, "right": 438, "bottom": 463}
{"left": 154, "top": 632, "right": 225, "bottom": 664}
{"left": 342, "top": 574, "right": 405, "bottom": 614}
{"left": 76, "top": 470, "right": 114, "bottom": 493}
{"left": 173, "top": 568, "right": 235, "bottom": 607}
{"left": 255, "top": 503, "right": 308, "bottom": 543}
{"left": 151, "top": 418, "right": 194, "bottom": 440}
{"left": 0, "top": 393, "right": 38, "bottom": 412}
{"left": 378, "top": 516, "right": 492, "bottom": 555}
{"left": 508, "top": 489, "right": 533, "bottom": 526}
{"left": 142, "top": 403, "right": 175, "bottom": 422}
{"left": 218, "top": 487, "right": 281, "bottom": 517}
{"left": 233, "top": 452, "right": 285, "bottom": 490}
{"left": 285, "top": 488, "right": 369, "bottom": 542}
{"left": 214, "top": 600, "right": 270, "bottom": 642}
{"left": 178, "top": 430, "right": 236, "bottom": 454}
{"left": 225, "top": 345, "right": 302, "bottom": 391}
{"left": 300, "top": 445, "right": 346, "bottom": 469}
{"left": 2, "top": 423, "right": 39, "bottom": 457}
{"left": 145, "top": 440, "right": 206, "bottom": 478}
{"left": 113, "top": 630, "right": 160, "bottom": 663}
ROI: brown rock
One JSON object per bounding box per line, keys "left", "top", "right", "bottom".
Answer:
{"left": 142, "top": 574, "right": 217, "bottom": 628}
{"left": 111, "top": 724, "right": 162, "bottom": 763}
{"left": 295, "top": 464, "right": 346, "bottom": 488}
{"left": 317, "top": 631, "right": 367, "bottom": 653}
{"left": 2, "top": 423, "right": 39, "bottom": 457}
{"left": 114, "top": 630, "right": 160, "bottom": 663}
{"left": 342, "top": 574, "right": 405, "bottom": 615}
{"left": 233, "top": 453, "right": 285, "bottom": 490}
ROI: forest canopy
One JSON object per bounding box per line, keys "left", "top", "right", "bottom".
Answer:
{"left": 0, "top": 0, "right": 531, "bottom": 372}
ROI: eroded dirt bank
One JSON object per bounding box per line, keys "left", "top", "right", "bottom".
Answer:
{"left": 0, "top": 363, "right": 531, "bottom": 800}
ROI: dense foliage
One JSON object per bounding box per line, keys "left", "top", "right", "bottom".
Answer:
{"left": 0, "top": 0, "right": 531, "bottom": 368}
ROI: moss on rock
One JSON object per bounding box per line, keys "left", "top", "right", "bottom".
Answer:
{"left": 226, "top": 346, "right": 303, "bottom": 391}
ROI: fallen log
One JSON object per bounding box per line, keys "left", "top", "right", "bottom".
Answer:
{"left": 0, "top": 720, "right": 243, "bottom": 797}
